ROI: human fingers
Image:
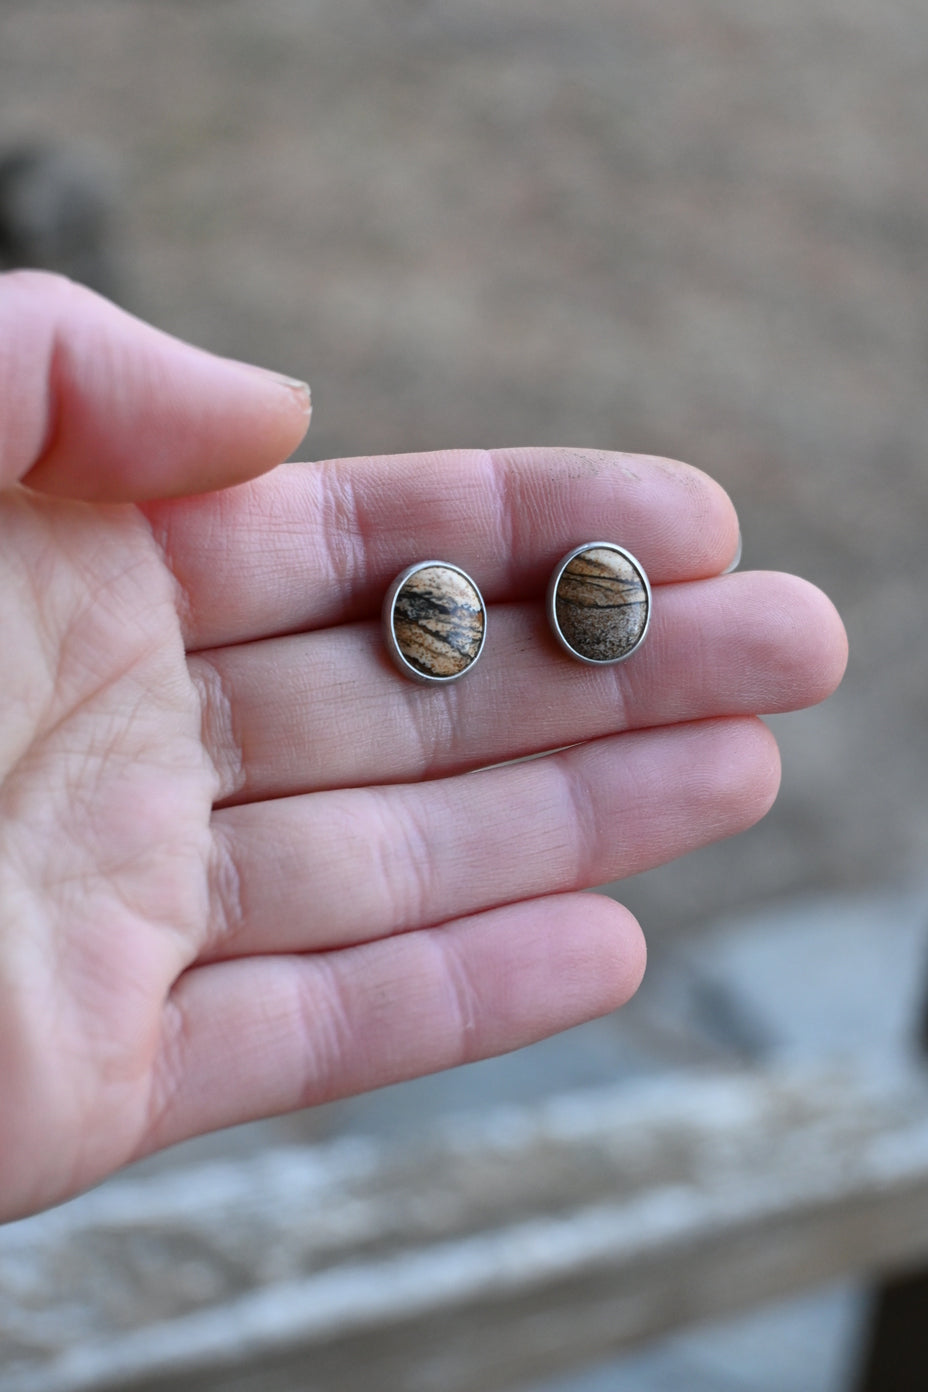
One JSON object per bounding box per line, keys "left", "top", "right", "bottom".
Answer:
{"left": 200, "top": 718, "right": 779, "bottom": 962}
{"left": 149, "top": 447, "right": 740, "bottom": 649}
{"left": 191, "top": 572, "right": 845, "bottom": 803}
{"left": 139, "top": 892, "right": 646, "bottom": 1156}
{"left": 0, "top": 271, "right": 310, "bottom": 500}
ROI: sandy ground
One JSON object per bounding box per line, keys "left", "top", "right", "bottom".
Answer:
{"left": 1, "top": 0, "right": 926, "bottom": 1007}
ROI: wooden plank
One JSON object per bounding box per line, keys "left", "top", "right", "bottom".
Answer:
{"left": 4, "top": 1062, "right": 928, "bottom": 1392}
{"left": 850, "top": 968, "right": 928, "bottom": 1392}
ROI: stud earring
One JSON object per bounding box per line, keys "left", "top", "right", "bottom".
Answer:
{"left": 547, "top": 542, "right": 651, "bottom": 665}
{"left": 382, "top": 560, "right": 487, "bottom": 683}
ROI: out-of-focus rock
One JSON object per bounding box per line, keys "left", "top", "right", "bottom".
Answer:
{"left": 0, "top": 145, "right": 121, "bottom": 297}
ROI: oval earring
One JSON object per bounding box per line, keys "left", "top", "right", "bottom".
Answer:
{"left": 382, "top": 560, "right": 487, "bottom": 684}
{"left": 547, "top": 542, "right": 651, "bottom": 665}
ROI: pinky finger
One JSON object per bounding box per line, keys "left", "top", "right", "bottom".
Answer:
{"left": 138, "top": 893, "right": 646, "bottom": 1157}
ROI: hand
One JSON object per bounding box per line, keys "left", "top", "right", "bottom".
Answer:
{"left": 0, "top": 272, "right": 847, "bottom": 1222}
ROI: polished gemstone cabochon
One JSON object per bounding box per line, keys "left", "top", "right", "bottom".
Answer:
{"left": 548, "top": 543, "right": 650, "bottom": 664}
{"left": 383, "top": 562, "right": 486, "bottom": 682}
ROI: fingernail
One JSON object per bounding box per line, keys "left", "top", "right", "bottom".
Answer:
{"left": 722, "top": 529, "right": 742, "bottom": 574}
{"left": 248, "top": 365, "right": 312, "bottom": 413}
{"left": 272, "top": 373, "right": 312, "bottom": 414}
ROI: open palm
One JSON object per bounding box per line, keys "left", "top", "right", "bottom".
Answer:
{"left": 0, "top": 273, "right": 847, "bottom": 1222}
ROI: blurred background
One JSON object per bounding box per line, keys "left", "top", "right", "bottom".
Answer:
{"left": 1, "top": 1, "right": 927, "bottom": 1389}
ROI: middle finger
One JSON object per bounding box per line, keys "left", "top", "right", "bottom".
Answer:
{"left": 189, "top": 570, "right": 841, "bottom": 804}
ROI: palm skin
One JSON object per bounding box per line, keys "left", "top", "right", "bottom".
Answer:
{"left": 0, "top": 273, "right": 847, "bottom": 1223}
{"left": 1, "top": 489, "right": 218, "bottom": 1214}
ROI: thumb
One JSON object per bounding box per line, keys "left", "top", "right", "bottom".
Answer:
{"left": 0, "top": 271, "right": 311, "bottom": 502}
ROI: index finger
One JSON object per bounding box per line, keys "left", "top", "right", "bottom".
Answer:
{"left": 148, "top": 446, "right": 740, "bottom": 649}
{"left": 0, "top": 271, "right": 310, "bottom": 501}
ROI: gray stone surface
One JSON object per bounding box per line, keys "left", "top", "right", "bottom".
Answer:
{"left": 111, "top": 885, "right": 928, "bottom": 1391}
{"left": 533, "top": 1285, "right": 866, "bottom": 1392}
{"left": 523, "top": 880, "right": 928, "bottom": 1392}
{"left": 644, "top": 879, "right": 928, "bottom": 1064}
{"left": 13, "top": 1054, "right": 928, "bottom": 1392}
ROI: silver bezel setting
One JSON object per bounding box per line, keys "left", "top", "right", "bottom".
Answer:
{"left": 382, "top": 560, "right": 487, "bottom": 684}
{"left": 546, "top": 541, "right": 651, "bottom": 665}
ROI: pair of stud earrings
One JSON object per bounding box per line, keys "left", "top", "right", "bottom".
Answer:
{"left": 382, "top": 541, "right": 651, "bottom": 684}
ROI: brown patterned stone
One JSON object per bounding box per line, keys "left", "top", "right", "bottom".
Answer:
{"left": 387, "top": 563, "right": 485, "bottom": 681}
{"left": 551, "top": 544, "right": 649, "bottom": 663}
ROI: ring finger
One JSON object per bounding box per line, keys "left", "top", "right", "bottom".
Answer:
{"left": 201, "top": 715, "right": 780, "bottom": 962}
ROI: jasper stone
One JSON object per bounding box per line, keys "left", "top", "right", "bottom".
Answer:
{"left": 550, "top": 544, "right": 649, "bottom": 663}
{"left": 386, "top": 563, "right": 486, "bottom": 681}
